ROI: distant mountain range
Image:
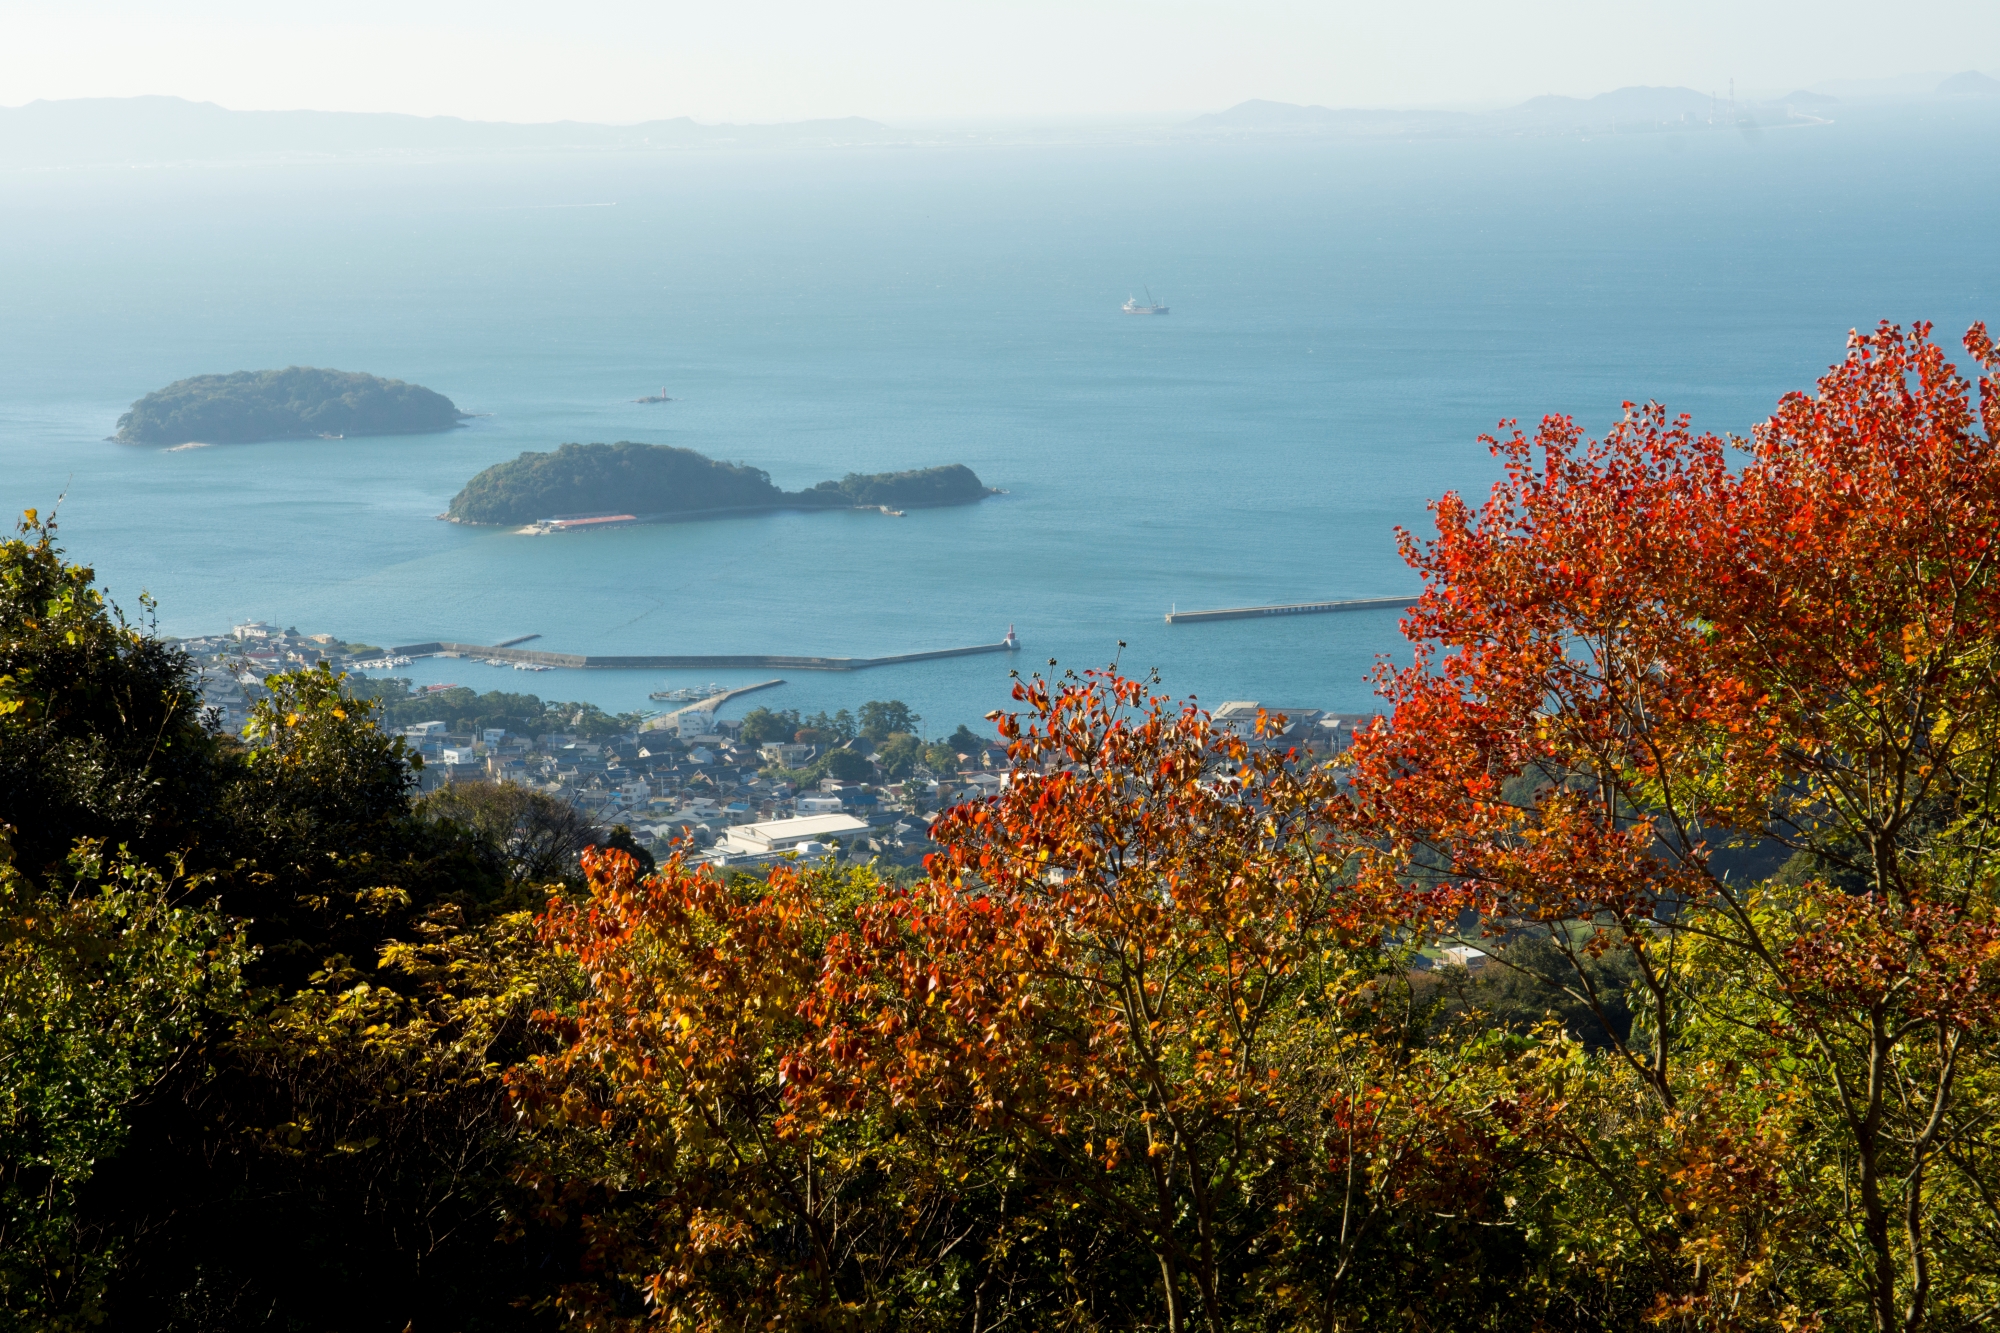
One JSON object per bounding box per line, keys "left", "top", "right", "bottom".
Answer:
{"left": 1182, "top": 74, "right": 1997, "bottom": 137}
{"left": 1180, "top": 88, "right": 1741, "bottom": 137}
{"left": 3, "top": 74, "right": 1993, "bottom": 170}
{"left": 1937, "top": 70, "right": 2000, "bottom": 97}
{"left": 1178, "top": 100, "right": 1470, "bottom": 132}
{"left": 0, "top": 95, "right": 898, "bottom": 169}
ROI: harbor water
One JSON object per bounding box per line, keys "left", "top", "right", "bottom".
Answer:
{"left": 3, "top": 104, "right": 1997, "bottom": 733}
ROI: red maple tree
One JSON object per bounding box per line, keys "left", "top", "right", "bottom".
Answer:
{"left": 1346, "top": 321, "right": 2000, "bottom": 1330}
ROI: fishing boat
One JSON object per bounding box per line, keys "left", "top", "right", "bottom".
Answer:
{"left": 1122, "top": 287, "right": 1169, "bottom": 316}
{"left": 647, "top": 682, "right": 726, "bottom": 702}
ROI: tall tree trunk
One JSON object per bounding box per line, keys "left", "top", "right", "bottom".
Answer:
{"left": 1157, "top": 1251, "right": 1184, "bottom": 1333}
{"left": 1901, "top": 1024, "right": 1961, "bottom": 1332}
{"left": 1855, "top": 1016, "right": 1899, "bottom": 1333}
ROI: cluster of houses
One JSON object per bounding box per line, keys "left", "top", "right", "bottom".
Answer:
{"left": 1207, "top": 700, "right": 1381, "bottom": 752}
{"left": 173, "top": 623, "right": 1382, "bottom": 874}
{"left": 400, "top": 710, "right": 1019, "bottom": 870}
{"left": 180, "top": 621, "right": 366, "bottom": 734}
{"left": 437, "top": 700, "right": 1376, "bottom": 871}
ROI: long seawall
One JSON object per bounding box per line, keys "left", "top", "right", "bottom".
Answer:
{"left": 1163, "top": 595, "right": 1419, "bottom": 625}
{"left": 386, "top": 638, "right": 1021, "bottom": 672}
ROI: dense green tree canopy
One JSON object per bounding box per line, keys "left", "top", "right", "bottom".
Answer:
{"left": 870, "top": 731, "right": 924, "bottom": 778}
{"left": 0, "top": 511, "right": 219, "bottom": 880}
{"left": 0, "top": 837, "right": 248, "bottom": 1331}
{"left": 816, "top": 746, "right": 874, "bottom": 782}
{"left": 114, "top": 367, "right": 465, "bottom": 445}
{"left": 447, "top": 442, "right": 783, "bottom": 524}
{"left": 417, "top": 781, "right": 596, "bottom": 885}
{"left": 343, "top": 677, "right": 641, "bottom": 739}
{"left": 1, "top": 513, "right": 574, "bottom": 1331}
{"left": 807, "top": 462, "right": 995, "bottom": 509}
{"left": 857, "top": 698, "right": 919, "bottom": 740}
{"left": 445, "top": 441, "right": 994, "bottom": 525}
{"left": 736, "top": 705, "right": 802, "bottom": 746}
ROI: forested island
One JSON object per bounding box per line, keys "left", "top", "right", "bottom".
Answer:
{"left": 445, "top": 440, "right": 998, "bottom": 525}
{"left": 115, "top": 367, "right": 467, "bottom": 444}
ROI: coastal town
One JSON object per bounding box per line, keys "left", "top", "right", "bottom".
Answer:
{"left": 176, "top": 620, "right": 1377, "bottom": 873}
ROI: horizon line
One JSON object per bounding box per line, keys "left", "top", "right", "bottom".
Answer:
{"left": 5, "top": 73, "right": 1991, "bottom": 132}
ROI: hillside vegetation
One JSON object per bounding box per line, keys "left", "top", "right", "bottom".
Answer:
{"left": 448, "top": 442, "right": 783, "bottom": 523}
{"left": 114, "top": 367, "right": 466, "bottom": 444}
{"left": 18, "top": 320, "right": 2000, "bottom": 1333}
{"left": 805, "top": 462, "right": 994, "bottom": 509}
{"left": 446, "top": 441, "right": 995, "bottom": 524}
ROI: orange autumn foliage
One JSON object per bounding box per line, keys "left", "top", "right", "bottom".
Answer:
{"left": 512, "top": 319, "right": 2000, "bottom": 1332}
{"left": 1346, "top": 320, "right": 2000, "bottom": 1330}
{"left": 832, "top": 673, "right": 1349, "bottom": 1328}
{"left": 510, "top": 846, "right": 865, "bottom": 1330}
{"left": 518, "top": 677, "right": 1515, "bottom": 1333}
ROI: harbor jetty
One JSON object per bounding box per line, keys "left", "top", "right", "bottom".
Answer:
{"left": 387, "top": 625, "right": 1021, "bottom": 672}
{"left": 643, "top": 679, "right": 786, "bottom": 733}
{"left": 1164, "top": 596, "right": 1418, "bottom": 625}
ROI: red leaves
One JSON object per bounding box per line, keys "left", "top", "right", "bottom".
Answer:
{"left": 495, "top": 319, "right": 2000, "bottom": 1330}
{"left": 1781, "top": 889, "right": 2000, "bottom": 1030}
{"left": 1344, "top": 319, "right": 2000, "bottom": 1325}
{"left": 1353, "top": 320, "right": 2000, "bottom": 936}
{"left": 511, "top": 843, "right": 903, "bottom": 1329}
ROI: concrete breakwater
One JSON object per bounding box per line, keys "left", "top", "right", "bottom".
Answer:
{"left": 1164, "top": 595, "right": 1419, "bottom": 625}
{"left": 644, "top": 679, "right": 786, "bottom": 733}
{"left": 387, "top": 628, "right": 1021, "bottom": 672}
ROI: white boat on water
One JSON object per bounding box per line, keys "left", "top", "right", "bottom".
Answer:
{"left": 1122, "top": 287, "right": 1169, "bottom": 316}
{"left": 648, "top": 682, "right": 726, "bottom": 702}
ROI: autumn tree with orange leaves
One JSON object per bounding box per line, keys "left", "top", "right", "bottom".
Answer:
{"left": 510, "top": 849, "right": 940, "bottom": 1330}
{"left": 814, "top": 669, "right": 1531, "bottom": 1333}
{"left": 1347, "top": 321, "right": 2000, "bottom": 1331}
{"left": 518, "top": 678, "right": 1543, "bottom": 1332}
{"left": 512, "top": 317, "right": 2000, "bottom": 1333}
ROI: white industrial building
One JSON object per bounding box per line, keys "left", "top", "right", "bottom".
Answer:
{"left": 706, "top": 812, "right": 870, "bottom": 867}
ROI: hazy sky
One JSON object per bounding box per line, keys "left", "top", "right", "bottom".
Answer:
{"left": 4, "top": 0, "right": 1997, "bottom": 125}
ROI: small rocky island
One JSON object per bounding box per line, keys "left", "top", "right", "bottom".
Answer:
{"left": 115, "top": 367, "right": 467, "bottom": 445}
{"left": 445, "top": 441, "right": 998, "bottom": 527}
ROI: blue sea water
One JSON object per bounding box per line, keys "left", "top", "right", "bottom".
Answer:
{"left": 3, "top": 106, "right": 1997, "bottom": 734}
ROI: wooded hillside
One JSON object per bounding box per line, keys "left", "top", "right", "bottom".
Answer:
{"left": 14, "top": 318, "right": 2000, "bottom": 1332}
{"left": 115, "top": 366, "right": 466, "bottom": 444}
{"left": 446, "top": 441, "right": 995, "bottom": 524}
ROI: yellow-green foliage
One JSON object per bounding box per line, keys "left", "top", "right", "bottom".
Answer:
{"left": 0, "top": 832, "right": 248, "bottom": 1330}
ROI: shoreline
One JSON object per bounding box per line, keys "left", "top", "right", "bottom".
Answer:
{"left": 387, "top": 631, "right": 1022, "bottom": 672}
{"left": 435, "top": 489, "right": 1003, "bottom": 531}
{"left": 120, "top": 419, "right": 472, "bottom": 448}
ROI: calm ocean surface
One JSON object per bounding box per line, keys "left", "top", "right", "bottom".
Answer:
{"left": 4, "top": 106, "right": 1997, "bottom": 734}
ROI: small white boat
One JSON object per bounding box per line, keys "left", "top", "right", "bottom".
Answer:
{"left": 1122, "top": 287, "right": 1169, "bottom": 316}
